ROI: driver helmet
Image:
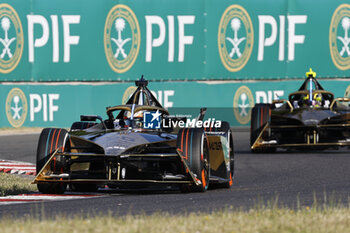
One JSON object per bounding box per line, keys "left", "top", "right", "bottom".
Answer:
{"left": 302, "top": 94, "right": 310, "bottom": 106}
{"left": 133, "top": 110, "right": 144, "bottom": 119}
{"left": 314, "top": 93, "right": 323, "bottom": 107}
{"left": 123, "top": 110, "right": 144, "bottom": 128}
{"left": 124, "top": 110, "right": 144, "bottom": 119}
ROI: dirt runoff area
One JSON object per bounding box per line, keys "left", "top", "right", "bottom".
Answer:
{"left": 0, "top": 128, "right": 44, "bottom": 136}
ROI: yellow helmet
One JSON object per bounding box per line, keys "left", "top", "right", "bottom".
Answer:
{"left": 314, "top": 93, "right": 322, "bottom": 102}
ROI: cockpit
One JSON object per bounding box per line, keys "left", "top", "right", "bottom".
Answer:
{"left": 105, "top": 76, "right": 169, "bottom": 129}
{"left": 289, "top": 90, "right": 334, "bottom": 109}
{"left": 288, "top": 69, "right": 334, "bottom": 109}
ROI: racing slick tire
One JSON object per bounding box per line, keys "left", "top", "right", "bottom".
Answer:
{"left": 250, "top": 104, "right": 276, "bottom": 153}
{"left": 177, "top": 128, "right": 209, "bottom": 192}
{"left": 36, "top": 128, "right": 69, "bottom": 194}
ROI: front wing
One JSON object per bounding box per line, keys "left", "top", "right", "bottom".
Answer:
{"left": 33, "top": 149, "right": 202, "bottom": 187}
{"left": 251, "top": 122, "right": 350, "bottom": 150}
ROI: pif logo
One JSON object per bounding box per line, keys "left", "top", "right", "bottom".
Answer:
{"left": 330, "top": 4, "right": 350, "bottom": 70}
{"left": 218, "top": 5, "right": 254, "bottom": 72}
{"left": 5, "top": 88, "right": 27, "bottom": 128}
{"left": 233, "top": 86, "right": 254, "bottom": 125}
{"left": 104, "top": 5, "right": 140, "bottom": 73}
{"left": 0, "top": 4, "right": 23, "bottom": 74}
{"left": 344, "top": 85, "right": 350, "bottom": 97}
{"left": 121, "top": 86, "right": 137, "bottom": 104}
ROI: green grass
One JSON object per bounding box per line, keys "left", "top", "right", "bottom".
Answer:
{"left": 0, "top": 207, "right": 349, "bottom": 233}
{"left": 0, "top": 173, "right": 349, "bottom": 233}
{"left": 0, "top": 173, "right": 36, "bottom": 196}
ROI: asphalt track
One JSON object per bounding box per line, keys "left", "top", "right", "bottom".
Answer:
{"left": 0, "top": 131, "right": 349, "bottom": 218}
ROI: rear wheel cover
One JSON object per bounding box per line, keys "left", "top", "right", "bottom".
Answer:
{"left": 177, "top": 128, "right": 209, "bottom": 192}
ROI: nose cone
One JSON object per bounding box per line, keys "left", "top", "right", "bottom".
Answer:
{"left": 89, "top": 131, "right": 168, "bottom": 155}
{"left": 298, "top": 109, "right": 332, "bottom": 126}
{"left": 303, "top": 118, "right": 319, "bottom": 126}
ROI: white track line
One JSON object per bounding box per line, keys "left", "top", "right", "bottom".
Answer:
{"left": 0, "top": 194, "right": 102, "bottom": 205}
{"left": 0, "top": 160, "right": 109, "bottom": 205}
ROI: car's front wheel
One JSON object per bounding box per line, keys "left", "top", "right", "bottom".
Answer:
{"left": 36, "top": 128, "right": 69, "bottom": 194}
{"left": 250, "top": 104, "right": 276, "bottom": 153}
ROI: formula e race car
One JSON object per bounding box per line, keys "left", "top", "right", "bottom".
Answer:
{"left": 33, "top": 77, "right": 234, "bottom": 194}
{"left": 251, "top": 69, "right": 350, "bottom": 152}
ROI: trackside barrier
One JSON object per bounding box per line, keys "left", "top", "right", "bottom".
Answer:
{"left": 0, "top": 0, "right": 349, "bottom": 127}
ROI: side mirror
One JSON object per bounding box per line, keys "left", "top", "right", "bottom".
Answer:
{"left": 197, "top": 108, "right": 207, "bottom": 121}
{"left": 80, "top": 115, "right": 106, "bottom": 129}
{"left": 80, "top": 115, "right": 102, "bottom": 122}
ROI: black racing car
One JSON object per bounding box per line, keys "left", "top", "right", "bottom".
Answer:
{"left": 33, "top": 77, "right": 234, "bottom": 193}
{"left": 251, "top": 69, "right": 350, "bottom": 152}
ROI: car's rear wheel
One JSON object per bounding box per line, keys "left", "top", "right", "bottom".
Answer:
{"left": 250, "top": 104, "right": 276, "bottom": 153}
{"left": 218, "top": 122, "right": 234, "bottom": 188}
{"left": 36, "top": 128, "right": 69, "bottom": 194}
{"left": 177, "top": 128, "right": 209, "bottom": 192}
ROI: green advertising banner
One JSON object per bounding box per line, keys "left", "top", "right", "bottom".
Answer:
{"left": 0, "top": 0, "right": 349, "bottom": 81}
{"left": 1, "top": 0, "right": 350, "bottom": 128}
{"left": 2, "top": 79, "right": 350, "bottom": 128}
